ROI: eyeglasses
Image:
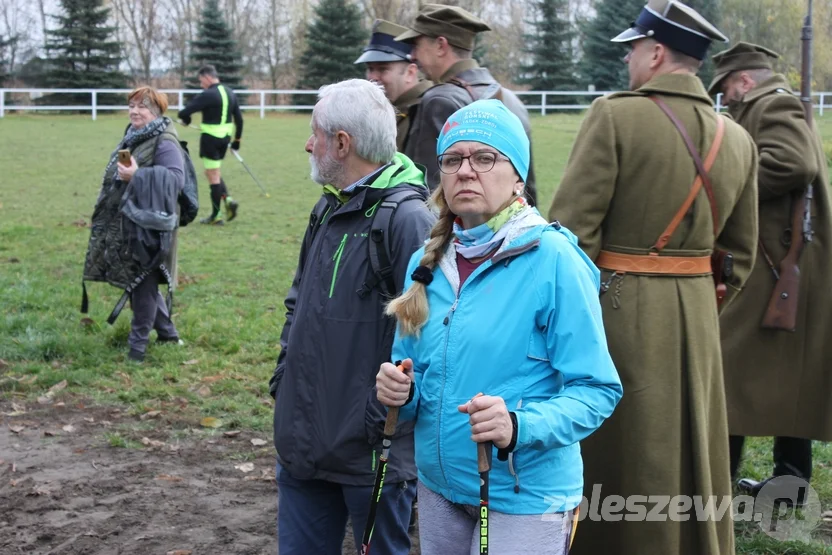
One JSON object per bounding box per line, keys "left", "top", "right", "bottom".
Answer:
{"left": 437, "top": 151, "right": 510, "bottom": 174}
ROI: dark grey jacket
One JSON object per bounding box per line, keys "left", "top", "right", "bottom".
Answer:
{"left": 271, "top": 156, "right": 435, "bottom": 486}
{"left": 405, "top": 59, "right": 538, "bottom": 206}
{"left": 84, "top": 122, "right": 186, "bottom": 290}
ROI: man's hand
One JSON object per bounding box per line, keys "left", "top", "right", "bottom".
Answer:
{"left": 231, "top": 139, "right": 241, "bottom": 151}
{"left": 376, "top": 360, "right": 413, "bottom": 407}
{"left": 179, "top": 114, "right": 191, "bottom": 126}
{"left": 458, "top": 395, "right": 513, "bottom": 449}
{"left": 117, "top": 156, "right": 138, "bottom": 182}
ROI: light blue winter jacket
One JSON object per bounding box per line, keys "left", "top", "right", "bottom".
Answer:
{"left": 392, "top": 209, "right": 622, "bottom": 515}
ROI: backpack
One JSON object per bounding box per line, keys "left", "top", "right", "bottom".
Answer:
{"left": 175, "top": 139, "right": 200, "bottom": 227}
{"left": 310, "top": 188, "right": 425, "bottom": 300}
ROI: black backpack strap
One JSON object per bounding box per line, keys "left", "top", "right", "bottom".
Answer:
{"left": 106, "top": 270, "right": 151, "bottom": 325}
{"left": 358, "top": 189, "right": 425, "bottom": 299}
{"left": 159, "top": 263, "right": 174, "bottom": 313}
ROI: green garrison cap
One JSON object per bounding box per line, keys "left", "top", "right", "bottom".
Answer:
{"left": 612, "top": 0, "right": 728, "bottom": 61}
{"left": 395, "top": 4, "right": 491, "bottom": 51}
{"left": 708, "top": 42, "right": 780, "bottom": 96}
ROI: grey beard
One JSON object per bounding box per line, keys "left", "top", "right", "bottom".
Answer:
{"left": 310, "top": 152, "right": 341, "bottom": 186}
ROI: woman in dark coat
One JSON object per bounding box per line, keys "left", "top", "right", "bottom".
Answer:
{"left": 83, "top": 87, "right": 190, "bottom": 362}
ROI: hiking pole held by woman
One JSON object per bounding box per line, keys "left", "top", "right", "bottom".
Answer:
{"left": 478, "top": 440, "right": 493, "bottom": 555}
{"left": 361, "top": 359, "right": 412, "bottom": 555}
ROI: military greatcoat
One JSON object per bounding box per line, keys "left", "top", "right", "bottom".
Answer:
{"left": 720, "top": 74, "right": 832, "bottom": 442}
{"left": 550, "top": 74, "right": 759, "bottom": 555}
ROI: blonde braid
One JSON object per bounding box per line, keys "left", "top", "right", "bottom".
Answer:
{"left": 387, "top": 187, "right": 455, "bottom": 337}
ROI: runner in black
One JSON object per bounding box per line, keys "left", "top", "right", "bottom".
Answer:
{"left": 178, "top": 65, "right": 244, "bottom": 225}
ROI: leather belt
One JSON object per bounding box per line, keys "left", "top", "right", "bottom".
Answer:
{"left": 596, "top": 250, "right": 712, "bottom": 276}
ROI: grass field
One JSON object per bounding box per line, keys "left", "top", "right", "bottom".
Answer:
{"left": 1, "top": 111, "right": 831, "bottom": 553}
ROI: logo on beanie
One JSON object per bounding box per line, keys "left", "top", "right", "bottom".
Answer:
{"left": 442, "top": 120, "right": 460, "bottom": 135}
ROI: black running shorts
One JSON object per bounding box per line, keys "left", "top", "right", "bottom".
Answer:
{"left": 199, "top": 133, "right": 231, "bottom": 161}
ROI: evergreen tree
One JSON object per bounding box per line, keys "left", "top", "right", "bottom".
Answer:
{"left": 580, "top": 0, "right": 722, "bottom": 92}
{"left": 0, "top": 35, "right": 15, "bottom": 85}
{"left": 188, "top": 0, "right": 243, "bottom": 88}
{"left": 296, "top": 0, "right": 366, "bottom": 94}
{"left": 685, "top": 0, "right": 721, "bottom": 90}
{"left": 519, "top": 0, "right": 576, "bottom": 92}
{"left": 579, "top": 0, "right": 643, "bottom": 91}
{"left": 45, "top": 0, "right": 126, "bottom": 101}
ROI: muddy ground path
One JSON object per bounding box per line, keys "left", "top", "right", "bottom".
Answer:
{"left": 0, "top": 399, "right": 420, "bottom": 554}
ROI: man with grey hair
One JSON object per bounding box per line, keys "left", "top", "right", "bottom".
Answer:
{"left": 269, "top": 79, "right": 434, "bottom": 554}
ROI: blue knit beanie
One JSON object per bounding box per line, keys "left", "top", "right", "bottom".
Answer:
{"left": 436, "top": 99, "right": 530, "bottom": 182}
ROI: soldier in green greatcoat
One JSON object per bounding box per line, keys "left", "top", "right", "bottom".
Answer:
{"left": 709, "top": 42, "right": 832, "bottom": 498}
{"left": 549, "top": 1, "right": 760, "bottom": 554}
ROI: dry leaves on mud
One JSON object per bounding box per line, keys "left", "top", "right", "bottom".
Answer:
{"left": 4, "top": 401, "right": 28, "bottom": 416}
{"left": 200, "top": 417, "right": 222, "bottom": 428}
{"left": 37, "top": 379, "right": 68, "bottom": 405}
{"left": 141, "top": 437, "right": 166, "bottom": 449}
{"left": 245, "top": 468, "right": 277, "bottom": 483}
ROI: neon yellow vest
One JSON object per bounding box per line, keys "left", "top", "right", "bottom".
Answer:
{"left": 201, "top": 85, "right": 235, "bottom": 139}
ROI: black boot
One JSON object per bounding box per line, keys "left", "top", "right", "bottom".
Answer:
{"left": 221, "top": 179, "right": 239, "bottom": 222}
{"left": 200, "top": 184, "right": 225, "bottom": 224}
{"left": 737, "top": 437, "right": 813, "bottom": 508}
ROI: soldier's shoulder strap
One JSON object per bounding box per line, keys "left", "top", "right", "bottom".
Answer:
{"left": 447, "top": 77, "right": 504, "bottom": 103}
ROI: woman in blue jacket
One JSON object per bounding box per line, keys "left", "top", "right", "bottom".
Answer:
{"left": 377, "top": 99, "right": 623, "bottom": 554}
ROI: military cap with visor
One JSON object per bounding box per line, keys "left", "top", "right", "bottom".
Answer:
{"left": 355, "top": 20, "right": 415, "bottom": 64}
{"left": 612, "top": 0, "right": 728, "bottom": 61}
{"left": 395, "top": 3, "right": 490, "bottom": 51}
{"left": 707, "top": 42, "right": 780, "bottom": 96}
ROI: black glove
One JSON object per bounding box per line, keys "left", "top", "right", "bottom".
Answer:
{"left": 231, "top": 139, "right": 241, "bottom": 151}
{"left": 179, "top": 113, "right": 191, "bottom": 126}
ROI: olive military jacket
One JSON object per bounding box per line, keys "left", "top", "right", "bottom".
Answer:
{"left": 550, "top": 73, "right": 759, "bottom": 555}
{"left": 396, "top": 78, "right": 432, "bottom": 154}
{"left": 720, "top": 74, "right": 832, "bottom": 441}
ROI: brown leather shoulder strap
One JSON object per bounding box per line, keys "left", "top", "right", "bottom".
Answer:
{"left": 448, "top": 77, "right": 479, "bottom": 102}
{"left": 649, "top": 96, "right": 726, "bottom": 252}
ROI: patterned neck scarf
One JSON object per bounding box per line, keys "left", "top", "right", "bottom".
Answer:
{"left": 453, "top": 198, "right": 528, "bottom": 259}
{"left": 100, "top": 116, "right": 170, "bottom": 188}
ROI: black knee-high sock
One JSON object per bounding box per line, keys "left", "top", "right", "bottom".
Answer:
{"left": 209, "top": 184, "right": 224, "bottom": 219}
{"left": 219, "top": 178, "right": 230, "bottom": 198}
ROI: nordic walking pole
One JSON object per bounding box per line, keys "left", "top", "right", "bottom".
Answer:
{"left": 177, "top": 120, "right": 271, "bottom": 198}
{"left": 478, "top": 440, "right": 493, "bottom": 555}
{"left": 176, "top": 119, "right": 200, "bottom": 131}
{"left": 231, "top": 149, "right": 271, "bottom": 198}
{"left": 361, "top": 359, "right": 412, "bottom": 555}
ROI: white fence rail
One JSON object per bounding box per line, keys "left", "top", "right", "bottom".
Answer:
{"left": 0, "top": 88, "right": 830, "bottom": 119}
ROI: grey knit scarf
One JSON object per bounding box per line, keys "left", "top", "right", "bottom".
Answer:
{"left": 100, "top": 116, "right": 171, "bottom": 187}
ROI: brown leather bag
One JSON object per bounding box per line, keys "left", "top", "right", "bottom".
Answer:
{"left": 649, "top": 96, "right": 732, "bottom": 306}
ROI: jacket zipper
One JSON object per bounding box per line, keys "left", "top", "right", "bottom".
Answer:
{"left": 329, "top": 233, "right": 348, "bottom": 298}
{"left": 436, "top": 261, "right": 486, "bottom": 487}
{"left": 437, "top": 296, "right": 459, "bottom": 486}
